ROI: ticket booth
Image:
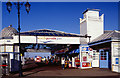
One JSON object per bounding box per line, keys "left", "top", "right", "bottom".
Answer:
{"left": 80, "top": 46, "right": 93, "bottom": 69}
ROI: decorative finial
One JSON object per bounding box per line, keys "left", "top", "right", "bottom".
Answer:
{"left": 8, "top": 25, "right": 12, "bottom": 27}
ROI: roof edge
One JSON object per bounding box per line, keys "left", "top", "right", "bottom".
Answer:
{"left": 83, "top": 8, "right": 100, "bottom": 14}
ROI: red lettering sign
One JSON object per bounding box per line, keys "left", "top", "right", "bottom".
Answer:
{"left": 46, "top": 38, "right": 56, "bottom": 40}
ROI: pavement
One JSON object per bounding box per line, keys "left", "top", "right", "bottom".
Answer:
{"left": 1, "top": 63, "right": 120, "bottom": 78}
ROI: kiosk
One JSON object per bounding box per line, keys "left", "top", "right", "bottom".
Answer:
{"left": 80, "top": 46, "right": 93, "bottom": 69}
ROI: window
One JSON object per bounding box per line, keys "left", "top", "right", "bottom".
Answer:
{"left": 100, "top": 51, "right": 107, "bottom": 60}
{"left": 93, "top": 51, "right": 99, "bottom": 60}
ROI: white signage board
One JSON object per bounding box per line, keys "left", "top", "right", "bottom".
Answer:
{"left": 37, "top": 36, "right": 80, "bottom": 44}
{"left": 111, "top": 42, "right": 120, "bottom": 73}
{"left": 13, "top": 36, "right": 37, "bottom": 43}
{"left": 13, "top": 36, "right": 80, "bottom": 44}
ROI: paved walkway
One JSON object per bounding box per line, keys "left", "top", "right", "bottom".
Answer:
{"left": 2, "top": 64, "right": 120, "bottom": 78}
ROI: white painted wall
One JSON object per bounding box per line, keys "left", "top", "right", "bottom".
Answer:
{"left": 80, "top": 18, "right": 87, "bottom": 35}
{"left": 80, "top": 10, "right": 104, "bottom": 43}
{"left": 0, "top": 39, "right": 14, "bottom": 52}
{"left": 0, "top": 39, "right": 14, "bottom": 45}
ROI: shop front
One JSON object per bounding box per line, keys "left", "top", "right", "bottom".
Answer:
{"left": 89, "top": 42, "right": 112, "bottom": 69}
{"left": 89, "top": 30, "right": 120, "bottom": 73}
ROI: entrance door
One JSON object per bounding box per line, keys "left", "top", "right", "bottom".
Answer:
{"left": 99, "top": 49, "right": 108, "bottom": 68}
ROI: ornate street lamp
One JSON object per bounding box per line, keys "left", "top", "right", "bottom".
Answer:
{"left": 6, "top": 1, "right": 31, "bottom": 77}
{"left": 6, "top": 2, "right": 12, "bottom": 13}
{"left": 25, "top": 2, "right": 31, "bottom": 14}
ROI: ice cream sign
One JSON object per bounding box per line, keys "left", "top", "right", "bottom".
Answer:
{"left": 81, "top": 47, "right": 93, "bottom": 51}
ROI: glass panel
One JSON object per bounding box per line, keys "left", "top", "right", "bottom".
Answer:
{"left": 95, "top": 57, "right": 98, "bottom": 60}
{"left": 57, "top": 33, "right": 63, "bottom": 36}
{"left": 63, "top": 34, "right": 67, "bottom": 36}
{"left": 67, "top": 34, "right": 72, "bottom": 36}
{"left": 44, "top": 33, "right": 49, "bottom": 36}
{"left": 49, "top": 33, "right": 54, "bottom": 36}
{"left": 104, "top": 56, "right": 106, "bottom": 60}
{"left": 54, "top": 33, "right": 58, "bottom": 36}
{"left": 104, "top": 52, "right": 106, "bottom": 55}
{"left": 93, "top": 56, "right": 95, "bottom": 60}
{"left": 101, "top": 56, "right": 105, "bottom": 60}
{"left": 101, "top": 52, "right": 104, "bottom": 55}
{"left": 104, "top": 56, "right": 106, "bottom": 58}
{"left": 101, "top": 55, "right": 107, "bottom": 60}
{"left": 40, "top": 33, "right": 44, "bottom": 36}
{"left": 103, "top": 57, "right": 106, "bottom": 60}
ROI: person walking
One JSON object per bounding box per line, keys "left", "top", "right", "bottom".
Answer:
{"left": 61, "top": 57, "right": 65, "bottom": 70}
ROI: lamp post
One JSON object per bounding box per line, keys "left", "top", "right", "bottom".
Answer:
{"left": 85, "top": 34, "right": 91, "bottom": 43}
{"left": 6, "top": 1, "right": 31, "bottom": 77}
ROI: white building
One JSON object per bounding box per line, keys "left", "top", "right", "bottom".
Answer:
{"left": 80, "top": 9, "right": 104, "bottom": 43}
{"left": 81, "top": 9, "right": 120, "bottom": 73}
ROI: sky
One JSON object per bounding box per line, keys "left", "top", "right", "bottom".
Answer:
{"left": 2, "top": 2, "right": 118, "bottom": 34}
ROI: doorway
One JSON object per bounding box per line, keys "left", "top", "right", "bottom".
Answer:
{"left": 99, "top": 49, "right": 109, "bottom": 68}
